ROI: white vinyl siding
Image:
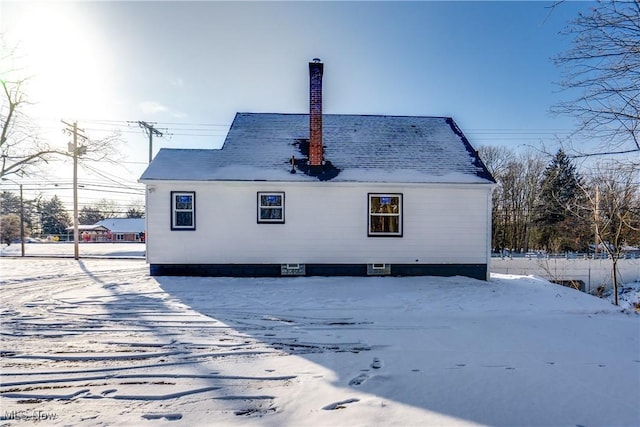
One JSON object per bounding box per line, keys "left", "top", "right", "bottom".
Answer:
{"left": 145, "top": 182, "right": 491, "bottom": 265}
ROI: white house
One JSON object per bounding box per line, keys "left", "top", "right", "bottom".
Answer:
{"left": 139, "top": 60, "right": 495, "bottom": 279}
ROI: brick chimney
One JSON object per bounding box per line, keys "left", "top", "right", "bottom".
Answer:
{"left": 309, "top": 58, "right": 323, "bottom": 166}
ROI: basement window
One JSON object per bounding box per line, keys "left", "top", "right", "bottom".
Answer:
{"left": 171, "top": 191, "right": 195, "bottom": 230}
{"left": 368, "top": 193, "right": 402, "bottom": 237}
{"left": 257, "top": 192, "right": 285, "bottom": 223}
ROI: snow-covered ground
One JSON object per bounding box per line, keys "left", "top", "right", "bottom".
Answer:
{"left": 0, "top": 242, "right": 146, "bottom": 259}
{"left": 492, "top": 256, "right": 640, "bottom": 295}
{"left": 1, "top": 245, "right": 639, "bottom": 426}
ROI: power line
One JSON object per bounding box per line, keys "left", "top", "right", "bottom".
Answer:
{"left": 32, "top": 116, "right": 230, "bottom": 127}
{"left": 80, "top": 163, "right": 141, "bottom": 189}
{"left": 569, "top": 148, "right": 640, "bottom": 159}
{"left": 153, "top": 121, "right": 229, "bottom": 127}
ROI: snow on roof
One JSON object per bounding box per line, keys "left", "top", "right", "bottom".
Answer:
{"left": 140, "top": 113, "right": 495, "bottom": 184}
{"left": 94, "top": 218, "right": 145, "bottom": 233}
{"left": 66, "top": 224, "right": 109, "bottom": 232}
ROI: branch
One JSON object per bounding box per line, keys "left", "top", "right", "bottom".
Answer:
{"left": 0, "top": 149, "right": 66, "bottom": 178}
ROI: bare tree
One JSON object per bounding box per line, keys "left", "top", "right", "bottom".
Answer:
{"left": 480, "top": 146, "right": 546, "bottom": 253}
{"left": 579, "top": 162, "right": 639, "bottom": 305}
{"left": 553, "top": 0, "right": 640, "bottom": 160}
{"left": 478, "top": 145, "right": 515, "bottom": 179}
{"left": 1, "top": 39, "right": 121, "bottom": 179}
{"left": 0, "top": 39, "right": 61, "bottom": 178}
{"left": 94, "top": 199, "right": 121, "bottom": 219}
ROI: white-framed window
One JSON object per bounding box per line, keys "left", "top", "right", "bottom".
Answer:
{"left": 368, "top": 193, "right": 403, "bottom": 237}
{"left": 115, "top": 233, "right": 125, "bottom": 241}
{"left": 257, "top": 192, "right": 284, "bottom": 223}
{"left": 171, "top": 191, "right": 195, "bottom": 230}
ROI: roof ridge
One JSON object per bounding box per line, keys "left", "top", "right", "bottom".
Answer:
{"left": 237, "top": 112, "right": 452, "bottom": 120}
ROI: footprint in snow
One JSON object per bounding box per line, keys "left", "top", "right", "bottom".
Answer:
{"left": 322, "top": 398, "right": 360, "bottom": 410}
{"left": 349, "top": 373, "right": 369, "bottom": 386}
{"left": 141, "top": 413, "right": 182, "bottom": 421}
{"left": 234, "top": 407, "right": 277, "bottom": 417}
{"left": 350, "top": 357, "right": 384, "bottom": 386}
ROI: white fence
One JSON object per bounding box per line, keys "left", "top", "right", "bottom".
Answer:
{"left": 491, "top": 257, "right": 640, "bottom": 292}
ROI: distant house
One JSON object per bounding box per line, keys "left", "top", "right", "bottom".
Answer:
{"left": 95, "top": 218, "right": 145, "bottom": 242}
{"left": 139, "top": 60, "right": 495, "bottom": 279}
{"left": 66, "top": 224, "right": 109, "bottom": 242}
{"left": 68, "top": 218, "right": 145, "bottom": 242}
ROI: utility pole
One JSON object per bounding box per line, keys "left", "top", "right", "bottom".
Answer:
{"left": 594, "top": 185, "right": 600, "bottom": 258}
{"left": 2, "top": 178, "right": 24, "bottom": 256}
{"left": 18, "top": 182, "right": 23, "bottom": 257}
{"left": 138, "top": 121, "right": 164, "bottom": 163}
{"left": 62, "top": 120, "right": 87, "bottom": 260}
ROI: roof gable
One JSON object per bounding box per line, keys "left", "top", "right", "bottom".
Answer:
{"left": 140, "top": 113, "right": 495, "bottom": 184}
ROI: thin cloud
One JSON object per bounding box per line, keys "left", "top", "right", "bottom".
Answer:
{"left": 139, "top": 101, "right": 169, "bottom": 114}
{"left": 138, "top": 100, "right": 187, "bottom": 119}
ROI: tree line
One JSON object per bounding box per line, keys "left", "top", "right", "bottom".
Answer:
{"left": 482, "top": 146, "right": 639, "bottom": 305}
{"left": 481, "top": 147, "right": 639, "bottom": 255}
{"left": 0, "top": 194, "right": 144, "bottom": 244}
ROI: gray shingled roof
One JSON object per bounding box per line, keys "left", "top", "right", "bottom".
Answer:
{"left": 140, "top": 113, "right": 495, "bottom": 184}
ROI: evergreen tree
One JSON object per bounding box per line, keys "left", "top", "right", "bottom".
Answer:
{"left": 37, "top": 196, "right": 71, "bottom": 236}
{"left": 78, "top": 206, "right": 105, "bottom": 225}
{"left": 0, "top": 191, "right": 21, "bottom": 215}
{"left": 534, "top": 149, "right": 588, "bottom": 252}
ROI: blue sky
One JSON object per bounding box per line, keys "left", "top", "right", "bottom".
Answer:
{"left": 1, "top": 1, "right": 591, "bottom": 208}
